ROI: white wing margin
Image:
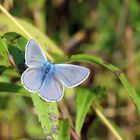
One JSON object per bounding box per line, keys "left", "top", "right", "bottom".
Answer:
{"left": 25, "top": 39, "right": 47, "bottom": 67}
{"left": 21, "top": 67, "right": 43, "bottom": 92}
{"left": 54, "top": 64, "right": 90, "bottom": 88}
{"left": 38, "top": 75, "right": 64, "bottom": 102}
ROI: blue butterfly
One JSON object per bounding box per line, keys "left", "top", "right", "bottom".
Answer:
{"left": 21, "top": 39, "right": 90, "bottom": 102}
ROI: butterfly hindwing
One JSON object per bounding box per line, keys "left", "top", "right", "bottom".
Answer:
{"left": 54, "top": 64, "right": 90, "bottom": 88}
{"left": 39, "top": 75, "right": 64, "bottom": 102}
{"left": 25, "top": 39, "right": 47, "bottom": 67}
{"left": 21, "top": 67, "right": 43, "bottom": 92}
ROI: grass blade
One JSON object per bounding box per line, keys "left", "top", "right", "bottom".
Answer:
{"left": 70, "top": 54, "right": 140, "bottom": 115}
{"left": 58, "top": 119, "right": 70, "bottom": 140}
{"left": 76, "top": 87, "right": 96, "bottom": 136}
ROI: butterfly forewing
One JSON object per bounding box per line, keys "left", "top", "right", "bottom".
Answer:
{"left": 54, "top": 64, "right": 90, "bottom": 88}
{"left": 38, "top": 75, "right": 64, "bottom": 102}
{"left": 25, "top": 39, "right": 47, "bottom": 67}
{"left": 21, "top": 67, "right": 43, "bottom": 92}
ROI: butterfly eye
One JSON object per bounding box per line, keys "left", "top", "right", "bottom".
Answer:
{"left": 50, "top": 60, "right": 53, "bottom": 64}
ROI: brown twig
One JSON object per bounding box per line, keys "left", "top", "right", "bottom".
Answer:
{"left": 70, "top": 127, "right": 81, "bottom": 140}
{"left": 63, "top": 28, "right": 95, "bottom": 55}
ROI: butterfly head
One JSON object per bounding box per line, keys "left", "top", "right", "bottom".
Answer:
{"left": 50, "top": 60, "right": 54, "bottom": 64}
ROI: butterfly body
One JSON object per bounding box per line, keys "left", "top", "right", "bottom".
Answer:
{"left": 42, "top": 62, "right": 55, "bottom": 81}
{"left": 21, "top": 39, "right": 90, "bottom": 102}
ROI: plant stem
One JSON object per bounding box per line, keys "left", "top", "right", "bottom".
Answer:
{"left": 70, "top": 128, "right": 81, "bottom": 140}
{"left": 0, "top": 4, "right": 32, "bottom": 38}
{"left": 0, "top": 4, "right": 53, "bottom": 60}
{"left": 93, "top": 106, "right": 124, "bottom": 140}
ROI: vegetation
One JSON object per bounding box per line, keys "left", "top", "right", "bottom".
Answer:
{"left": 0, "top": 1, "right": 140, "bottom": 139}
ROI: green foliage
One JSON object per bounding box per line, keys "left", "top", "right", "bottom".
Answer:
{"left": 76, "top": 87, "right": 96, "bottom": 136}
{"left": 75, "top": 86, "right": 106, "bottom": 136}
{"left": 0, "top": 82, "right": 28, "bottom": 96}
{"left": 31, "top": 94, "right": 59, "bottom": 139}
{"left": 0, "top": 37, "right": 8, "bottom": 61}
{"left": 0, "top": 15, "right": 64, "bottom": 59}
{"left": 58, "top": 119, "right": 70, "bottom": 140}
{"left": 0, "top": 66, "right": 7, "bottom": 75}
{"left": 1, "top": 1, "right": 140, "bottom": 139}
{"left": 3, "top": 32, "right": 27, "bottom": 73}
{"left": 0, "top": 32, "right": 68, "bottom": 139}
{"left": 70, "top": 54, "right": 140, "bottom": 115}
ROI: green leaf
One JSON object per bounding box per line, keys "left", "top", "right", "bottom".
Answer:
{"left": 75, "top": 87, "right": 96, "bottom": 136}
{"left": 58, "top": 119, "right": 70, "bottom": 140}
{"left": 8, "top": 44, "right": 26, "bottom": 74}
{"left": 0, "top": 82, "right": 28, "bottom": 96}
{"left": 3, "top": 32, "right": 27, "bottom": 51}
{"left": 70, "top": 54, "right": 140, "bottom": 116}
{"left": 3, "top": 32, "right": 27, "bottom": 74}
{"left": 0, "top": 37, "right": 8, "bottom": 60}
{"left": 0, "top": 65, "right": 7, "bottom": 75}
{"left": 31, "top": 94, "right": 59, "bottom": 140}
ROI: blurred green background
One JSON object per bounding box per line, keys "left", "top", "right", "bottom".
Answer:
{"left": 0, "top": 0, "right": 140, "bottom": 140}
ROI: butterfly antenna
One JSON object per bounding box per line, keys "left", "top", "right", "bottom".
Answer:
{"left": 45, "top": 43, "right": 47, "bottom": 49}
